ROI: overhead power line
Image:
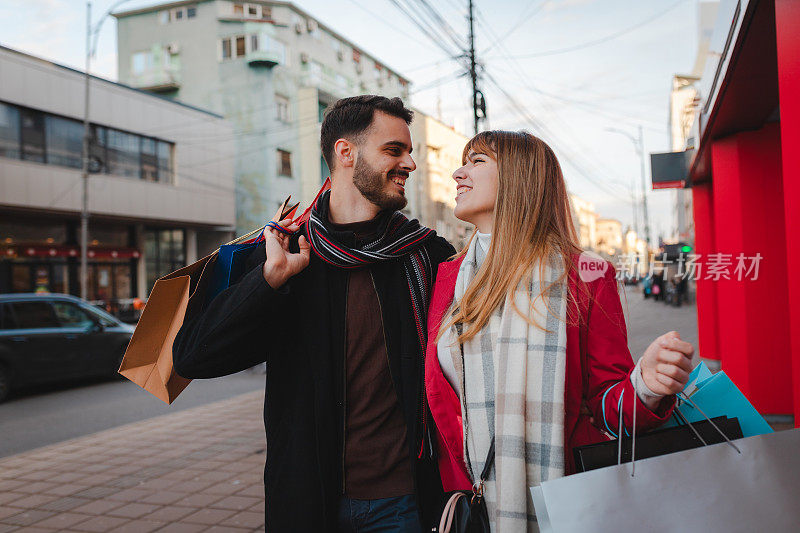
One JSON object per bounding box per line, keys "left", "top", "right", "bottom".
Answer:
{"left": 494, "top": 0, "right": 687, "bottom": 59}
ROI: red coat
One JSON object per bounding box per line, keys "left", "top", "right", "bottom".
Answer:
{"left": 425, "top": 254, "right": 675, "bottom": 491}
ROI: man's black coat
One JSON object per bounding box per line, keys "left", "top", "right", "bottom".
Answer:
{"left": 173, "top": 217, "right": 455, "bottom": 532}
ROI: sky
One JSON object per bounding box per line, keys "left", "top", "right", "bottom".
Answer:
{"left": 0, "top": 0, "right": 703, "bottom": 243}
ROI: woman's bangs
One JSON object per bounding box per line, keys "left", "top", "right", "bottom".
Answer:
{"left": 462, "top": 132, "right": 496, "bottom": 165}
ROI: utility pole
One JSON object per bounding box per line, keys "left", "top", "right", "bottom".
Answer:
{"left": 467, "top": 0, "right": 482, "bottom": 134}
{"left": 638, "top": 124, "right": 652, "bottom": 248}
{"left": 80, "top": 1, "right": 91, "bottom": 300}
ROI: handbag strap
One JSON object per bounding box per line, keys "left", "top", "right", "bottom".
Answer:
{"left": 456, "top": 323, "right": 496, "bottom": 484}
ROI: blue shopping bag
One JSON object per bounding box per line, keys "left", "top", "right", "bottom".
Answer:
{"left": 664, "top": 362, "right": 773, "bottom": 438}
{"left": 205, "top": 227, "right": 266, "bottom": 307}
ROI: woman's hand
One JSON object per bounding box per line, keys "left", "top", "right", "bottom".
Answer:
{"left": 262, "top": 207, "right": 310, "bottom": 289}
{"left": 639, "top": 331, "right": 695, "bottom": 396}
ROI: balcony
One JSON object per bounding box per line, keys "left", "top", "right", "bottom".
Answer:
{"left": 246, "top": 48, "right": 281, "bottom": 68}
{"left": 130, "top": 66, "right": 181, "bottom": 93}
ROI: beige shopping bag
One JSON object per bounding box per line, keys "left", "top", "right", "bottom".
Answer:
{"left": 117, "top": 252, "right": 216, "bottom": 404}
{"left": 118, "top": 198, "right": 300, "bottom": 404}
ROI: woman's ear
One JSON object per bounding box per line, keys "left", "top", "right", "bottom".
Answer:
{"left": 334, "top": 138, "right": 355, "bottom": 169}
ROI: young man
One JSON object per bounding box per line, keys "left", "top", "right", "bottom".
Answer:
{"left": 173, "top": 96, "right": 455, "bottom": 532}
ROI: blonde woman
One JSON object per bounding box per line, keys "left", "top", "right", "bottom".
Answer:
{"left": 425, "top": 131, "right": 695, "bottom": 531}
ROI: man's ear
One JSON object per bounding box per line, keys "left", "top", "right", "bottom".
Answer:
{"left": 334, "top": 138, "right": 355, "bottom": 169}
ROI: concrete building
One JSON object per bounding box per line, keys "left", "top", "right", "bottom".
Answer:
{"left": 595, "top": 218, "right": 624, "bottom": 258}
{"left": 668, "top": 1, "right": 719, "bottom": 243}
{"left": 408, "top": 112, "right": 471, "bottom": 249}
{"left": 0, "top": 45, "right": 235, "bottom": 314}
{"left": 114, "top": 0, "right": 410, "bottom": 232}
{"left": 569, "top": 194, "right": 598, "bottom": 251}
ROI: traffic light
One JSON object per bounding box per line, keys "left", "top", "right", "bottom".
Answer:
{"left": 681, "top": 244, "right": 692, "bottom": 254}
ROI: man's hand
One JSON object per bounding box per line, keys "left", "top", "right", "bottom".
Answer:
{"left": 640, "top": 331, "right": 695, "bottom": 396}
{"left": 262, "top": 207, "right": 310, "bottom": 289}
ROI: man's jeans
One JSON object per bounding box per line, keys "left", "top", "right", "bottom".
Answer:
{"left": 337, "top": 494, "right": 424, "bottom": 532}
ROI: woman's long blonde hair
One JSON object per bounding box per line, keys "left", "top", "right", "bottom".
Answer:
{"left": 438, "top": 130, "right": 582, "bottom": 344}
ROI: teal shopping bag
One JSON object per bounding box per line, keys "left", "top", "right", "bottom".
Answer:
{"left": 665, "top": 362, "right": 773, "bottom": 437}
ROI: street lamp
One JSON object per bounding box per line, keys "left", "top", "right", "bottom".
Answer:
{"left": 80, "top": 0, "right": 134, "bottom": 300}
{"left": 605, "top": 125, "right": 652, "bottom": 248}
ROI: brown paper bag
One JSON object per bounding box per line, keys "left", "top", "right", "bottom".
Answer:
{"left": 117, "top": 220, "right": 273, "bottom": 404}
{"left": 117, "top": 252, "right": 217, "bottom": 404}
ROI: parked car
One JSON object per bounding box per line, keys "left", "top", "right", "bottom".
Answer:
{"left": 0, "top": 293, "right": 135, "bottom": 402}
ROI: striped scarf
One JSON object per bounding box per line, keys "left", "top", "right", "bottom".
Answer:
{"left": 449, "top": 235, "right": 567, "bottom": 532}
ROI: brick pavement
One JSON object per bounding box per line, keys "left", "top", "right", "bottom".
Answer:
{"left": 0, "top": 391, "right": 266, "bottom": 533}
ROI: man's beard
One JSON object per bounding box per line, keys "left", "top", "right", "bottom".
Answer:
{"left": 353, "top": 156, "right": 407, "bottom": 212}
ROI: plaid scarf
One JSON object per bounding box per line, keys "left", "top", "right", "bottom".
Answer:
{"left": 304, "top": 190, "right": 436, "bottom": 455}
{"left": 449, "top": 235, "right": 567, "bottom": 532}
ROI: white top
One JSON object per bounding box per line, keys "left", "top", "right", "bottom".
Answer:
{"left": 436, "top": 232, "right": 490, "bottom": 397}
{"left": 435, "top": 231, "right": 663, "bottom": 407}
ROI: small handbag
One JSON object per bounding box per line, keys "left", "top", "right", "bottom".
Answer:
{"left": 437, "top": 438, "right": 494, "bottom": 533}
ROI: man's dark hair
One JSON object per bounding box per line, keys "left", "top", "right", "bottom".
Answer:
{"left": 320, "top": 95, "right": 413, "bottom": 170}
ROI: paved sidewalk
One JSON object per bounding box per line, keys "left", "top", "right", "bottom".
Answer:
{"left": 0, "top": 391, "right": 266, "bottom": 533}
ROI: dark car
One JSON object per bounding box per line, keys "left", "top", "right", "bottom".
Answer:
{"left": 0, "top": 293, "right": 135, "bottom": 402}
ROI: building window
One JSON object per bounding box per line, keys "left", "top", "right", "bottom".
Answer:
{"left": 250, "top": 34, "right": 259, "bottom": 53}
{"left": 157, "top": 141, "right": 173, "bottom": 183}
{"left": 20, "top": 108, "right": 45, "bottom": 163}
{"left": 106, "top": 128, "right": 140, "bottom": 179}
{"left": 233, "top": 3, "right": 244, "bottom": 16}
{"left": 44, "top": 115, "right": 83, "bottom": 169}
{"left": 221, "top": 38, "right": 232, "bottom": 59}
{"left": 248, "top": 5, "right": 258, "bottom": 16}
{"left": 160, "top": 5, "right": 197, "bottom": 23}
{"left": 275, "top": 95, "right": 290, "bottom": 123}
{"left": 141, "top": 137, "right": 158, "bottom": 182}
{"left": 236, "top": 36, "right": 246, "bottom": 57}
{"left": 0, "top": 102, "right": 20, "bottom": 159}
{"left": 277, "top": 149, "right": 292, "bottom": 177}
{"left": 144, "top": 229, "right": 185, "bottom": 292}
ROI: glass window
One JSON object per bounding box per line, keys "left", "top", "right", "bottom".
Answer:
{"left": 233, "top": 3, "right": 244, "bottom": 15}
{"left": 174, "top": 8, "right": 184, "bottom": 20}
{"left": 250, "top": 34, "right": 259, "bottom": 53}
{"left": 236, "top": 36, "right": 246, "bottom": 57}
{"left": 248, "top": 5, "right": 257, "bottom": 16}
{"left": 10, "top": 301, "right": 59, "bottom": 329}
{"left": 84, "top": 305, "right": 117, "bottom": 327}
{"left": 0, "top": 102, "right": 20, "bottom": 159}
{"left": 141, "top": 137, "right": 158, "bottom": 182}
{"left": 45, "top": 115, "right": 83, "bottom": 169}
{"left": 261, "top": 6, "right": 271, "bottom": 19}
{"left": 221, "top": 38, "right": 232, "bottom": 60}
{"left": 144, "top": 229, "right": 185, "bottom": 292}
{"left": 277, "top": 149, "right": 292, "bottom": 177}
{"left": 89, "top": 124, "right": 107, "bottom": 173}
{"left": 52, "top": 301, "right": 95, "bottom": 329}
{"left": 275, "top": 95, "right": 290, "bottom": 123}
{"left": 0, "top": 304, "right": 18, "bottom": 330}
{"left": 132, "top": 51, "right": 149, "bottom": 74}
{"left": 187, "top": 6, "right": 197, "bottom": 18}
{"left": 20, "top": 108, "right": 45, "bottom": 163}
{"left": 157, "top": 141, "right": 172, "bottom": 183}
{"left": 106, "top": 128, "right": 140, "bottom": 179}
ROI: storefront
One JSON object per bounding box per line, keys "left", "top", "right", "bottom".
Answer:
{"left": 687, "top": 0, "right": 799, "bottom": 423}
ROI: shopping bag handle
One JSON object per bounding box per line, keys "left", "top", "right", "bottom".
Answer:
{"left": 620, "top": 386, "right": 742, "bottom": 478}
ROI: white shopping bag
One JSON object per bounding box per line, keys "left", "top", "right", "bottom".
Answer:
{"left": 532, "top": 391, "right": 800, "bottom": 532}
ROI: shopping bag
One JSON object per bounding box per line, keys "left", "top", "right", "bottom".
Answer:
{"left": 664, "top": 362, "right": 773, "bottom": 438}
{"left": 573, "top": 416, "right": 743, "bottom": 472}
{"left": 117, "top": 223, "right": 268, "bottom": 404}
{"left": 205, "top": 229, "right": 265, "bottom": 307}
{"left": 533, "top": 391, "right": 800, "bottom": 532}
